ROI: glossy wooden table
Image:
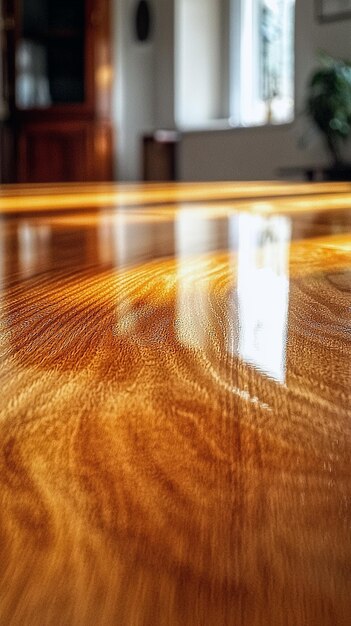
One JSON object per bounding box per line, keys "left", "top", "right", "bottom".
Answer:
{"left": 0, "top": 182, "right": 351, "bottom": 626}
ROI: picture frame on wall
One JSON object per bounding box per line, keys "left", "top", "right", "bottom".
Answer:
{"left": 316, "top": 0, "right": 351, "bottom": 22}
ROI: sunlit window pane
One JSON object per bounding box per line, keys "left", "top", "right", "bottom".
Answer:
{"left": 232, "top": 0, "right": 295, "bottom": 126}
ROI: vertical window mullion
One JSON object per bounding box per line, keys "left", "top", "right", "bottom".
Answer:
{"left": 240, "top": 0, "right": 255, "bottom": 125}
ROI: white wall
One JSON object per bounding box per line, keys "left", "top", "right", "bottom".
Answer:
{"left": 113, "top": 0, "right": 175, "bottom": 181}
{"left": 175, "top": 0, "right": 222, "bottom": 126}
{"left": 178, "top": 0, "right": 351, "bottom": 180}
{"left": 114, "top": 0, "right": 351, "bottom": 181}
{"left": 113, "top": 0, "right": 155, "bottom": 180}
{"left": 154, "top": 0, "right": 176, "bottom": 129}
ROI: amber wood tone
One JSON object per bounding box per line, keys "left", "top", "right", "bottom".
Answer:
{"left": 18, "top": 121, "right": 113, "bottom": 183}
{"left": 0, "top": 182, "right": 350, "bottom": 626}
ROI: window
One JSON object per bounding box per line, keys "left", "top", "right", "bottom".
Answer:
{"left": 231, "top": 0, "right": 295, "bottom": 126}
{"left": 175, "top": 0, "right": 295, "bottom": 128}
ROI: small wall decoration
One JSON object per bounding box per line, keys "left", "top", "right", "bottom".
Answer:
{"left": 135, "top": 1, "right": 152, "bottom": 42}
{"left": 316, "top": 0, "right": 351, "bottom": 21}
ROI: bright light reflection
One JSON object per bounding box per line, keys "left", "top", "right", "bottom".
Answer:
{"left": 18, "top": 222, "right": 51, "bottom": 277}
{"left": 176, "top": 209, "right": 218, "bottom": 349}
{"left": 231, "top": 213, "right": 291, "bottom": 383}
{"left": 98, "top": 214, "right": 121, "bottom": 266}
{"left": 1, "top": 184, "right": 350, "bottom": 213}
{"left": 104, "top": 212, "right": 174, "bottom": 341}
{"left": 98, "top": 212, "right": 171, "bottom": 268}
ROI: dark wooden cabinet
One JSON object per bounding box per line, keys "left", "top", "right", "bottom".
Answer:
{"left": 1, "top": 0, "right": 114, "bottom": 183}
{"left": 142, "top": 132, "right": 179, "bottom": 182}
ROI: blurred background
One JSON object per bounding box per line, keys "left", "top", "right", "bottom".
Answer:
{"left": 0, "top": 0, "right": 350, "bottom": 184}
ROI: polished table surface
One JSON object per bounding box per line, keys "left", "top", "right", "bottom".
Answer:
{"left": 0, "top": 182, "right": 351, "bottom": 625}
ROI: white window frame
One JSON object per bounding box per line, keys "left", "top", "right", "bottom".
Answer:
{"left": 174, "top": 0, "right": 295, "bottom": 130}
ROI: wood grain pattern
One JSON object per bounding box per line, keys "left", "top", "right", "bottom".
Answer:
{"left": 0, "top": 183, "right": 350, "bottom": 626}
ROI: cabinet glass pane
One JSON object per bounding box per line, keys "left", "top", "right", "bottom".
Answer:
{"left": 16, "top": 0, "right": 85, "bottom": 108}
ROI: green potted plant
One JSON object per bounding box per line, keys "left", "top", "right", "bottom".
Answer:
{"left": 306, "top": 53, "right": 351, "bottom": 171}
